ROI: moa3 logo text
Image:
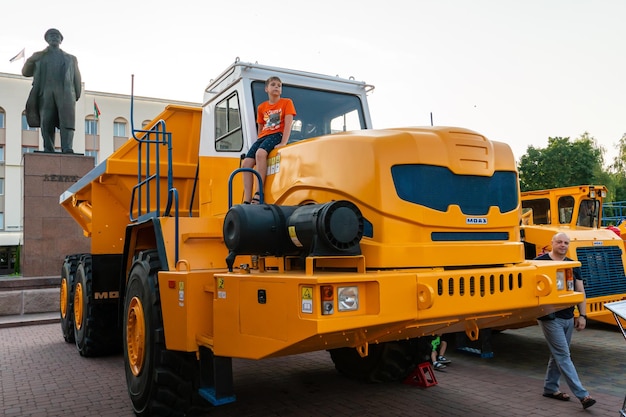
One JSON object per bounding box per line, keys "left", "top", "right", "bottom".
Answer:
{"left": 466, "top": 217, "right": 487, "bottom": 224}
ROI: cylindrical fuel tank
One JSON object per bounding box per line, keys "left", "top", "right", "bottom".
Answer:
{"left": 287, "top": 200, "right": 363, "bottom": 254}
{"left": 223, "top": 204, "right": 299, "bottom": 256}
{"left": 223, "top": 200, "right": 363, "bottom": 257}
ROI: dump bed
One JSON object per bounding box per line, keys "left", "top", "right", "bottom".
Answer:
{"left": 59, "top": 105, "right": 202, "bottom": 254}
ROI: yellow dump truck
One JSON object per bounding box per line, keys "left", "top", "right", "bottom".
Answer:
{"left": 59, "top": 60, "right": 582, "bottom": 416}
{"left": 521, "top": 184, "right": 626, "bottom": 325}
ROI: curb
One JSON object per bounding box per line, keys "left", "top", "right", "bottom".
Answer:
{"left": 0, "top": 312, "right": 59, "bottom": 329}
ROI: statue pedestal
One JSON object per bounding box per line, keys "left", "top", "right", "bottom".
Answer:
{"left": 22, "top": 153, "right": 94, "bottom": 277}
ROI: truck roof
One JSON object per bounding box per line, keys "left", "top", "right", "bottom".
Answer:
{"left": 203, "top": 58, "right": 374, "bottom": 103}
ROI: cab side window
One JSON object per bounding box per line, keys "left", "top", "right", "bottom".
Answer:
{"left": 577, "top": 199, "right": 598, "bottom": 227}
{"left": 215, "top": 92, "right": 243, "bottom": 151}
{"left": 558, "top": 196, "right": 574, "bottom": 224}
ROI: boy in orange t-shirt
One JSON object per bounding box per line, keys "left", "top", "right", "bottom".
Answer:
{"left": 243, "top": 76, "right": 296, "bottom": 204}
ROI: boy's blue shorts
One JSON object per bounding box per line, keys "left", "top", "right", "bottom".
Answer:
{"left": 245, "top": 132, "right": 283, "bottom": 159}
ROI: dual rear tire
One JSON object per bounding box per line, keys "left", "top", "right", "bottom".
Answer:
{"left": 60, "top": 255, "right": 82, "bottom": 343}
{"left": 59, "top": 254, "right": 120, "bottom": 356}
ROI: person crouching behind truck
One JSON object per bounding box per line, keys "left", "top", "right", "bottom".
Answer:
{"left": 242, "top": 76, "right": 296, "bottom": 204}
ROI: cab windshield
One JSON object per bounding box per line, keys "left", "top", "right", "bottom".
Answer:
{"left": 251, "top": 82, "right": 367, "bottom": 143}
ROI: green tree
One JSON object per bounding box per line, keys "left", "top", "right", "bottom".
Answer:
{"left": 608, "top": 133, "right": 626, "bottom": 202}
{"left": 518, "top": 133, "right": 604, "bottom": 192}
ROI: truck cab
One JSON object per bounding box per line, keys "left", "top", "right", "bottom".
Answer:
{"left": 199, "top": 59, "right": 373, "bottom": 157}
{"left": 521, "top": 185, "right": 626, "bottom": 324}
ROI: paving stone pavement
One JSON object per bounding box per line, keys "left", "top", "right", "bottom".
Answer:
{"left": 0, "top": 320, "right": 624, "bottom": 417}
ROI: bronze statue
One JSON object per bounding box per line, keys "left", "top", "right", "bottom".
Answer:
{"left": 22, "top": 28, "right": 82, "bottom": 153}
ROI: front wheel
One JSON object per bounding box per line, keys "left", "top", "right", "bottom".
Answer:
{"left": 124, "top": 250, "right": 199, "bottom": 416}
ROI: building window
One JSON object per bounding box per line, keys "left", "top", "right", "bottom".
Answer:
{"left": 22, "top": 146, "right": 38, "bottom": 154}
{"left": 0, "top": 108, "right": 5, "bottom": 128}
{"left": 0, "top": 146, "right": 4, "bottom": 163}
{"left": 114, "top": 121, "right": 127, "bottom": 137}
{"left": 85, "top": 119, "right": 98, "bottom": 135}
{"left": 0, "top": 179, "right": 3, "bottom": 195}
{"left": 85, "top": 150, "right": 98, "bottom": 165}
{"left": 22, "top": 114, "right": 37, "bottom": 131}
{"left": 0, "top": 213, "right": 4, "bottom": 230}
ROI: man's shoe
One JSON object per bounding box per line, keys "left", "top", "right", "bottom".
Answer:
{"left": 581, "top": 396, "right": 596, "bottom": 409}
{"left": 433, "top": 361, "right": 446, "bottom": 371}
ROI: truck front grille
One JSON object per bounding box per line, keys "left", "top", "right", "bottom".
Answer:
{"left": 576, "top": 246, "right": 626, "bottom": 298}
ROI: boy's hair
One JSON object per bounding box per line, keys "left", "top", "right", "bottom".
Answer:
{"left": 265, "top": 76, "right": 282, "bottom": 86}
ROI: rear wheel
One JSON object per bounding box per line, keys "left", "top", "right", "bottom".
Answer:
{"left": 74, "top": 254, "right": 121, "bottom": 357}
{"left": 124, "top": 250, "right": 200, "bottom": 416}
{"left": 60, "top": 254, "right": 82, "bottom": 343}
{"left": 329, "top": 339, "right": 427, "bottom": 382}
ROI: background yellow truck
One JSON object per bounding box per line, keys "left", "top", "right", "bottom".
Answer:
{"left": 521, "top": 184, "right": 626, "bottom": 325}
{"left": 59, "top": 60, "right": 582, "bottom": 416}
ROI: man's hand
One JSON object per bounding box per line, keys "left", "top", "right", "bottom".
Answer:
{"left": 574, "top": 315, "right": 586, "bottom": 331}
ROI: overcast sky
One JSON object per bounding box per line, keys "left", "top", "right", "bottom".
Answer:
{"left": 2, "top": 0, "right": 625, "bottom": 164}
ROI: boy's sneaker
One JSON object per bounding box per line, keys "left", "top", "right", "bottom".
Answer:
{"left": 433, "top": 361, "right": 446, "bottom": 371}
{"left": 437, "top": 355, "right": 451, "bottom": 364}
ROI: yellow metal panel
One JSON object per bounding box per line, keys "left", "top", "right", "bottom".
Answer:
{"left": 239, "top": 281, "right": 288, "bottom": 341}
{"left": 198, "top": 156, "right": 243, "bottom": 216}
{"left": 159, "top": 217, "right": 229, "bottom": 271}
{"left": 158, "top": 269, "right": 218, "bottom": 352}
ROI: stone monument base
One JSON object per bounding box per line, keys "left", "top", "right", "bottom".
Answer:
{"left": 22, "top": 153, "right": 94, "bottom": 277}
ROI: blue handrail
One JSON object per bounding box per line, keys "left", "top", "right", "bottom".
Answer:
{"left": 128, "top": 75, "right": 180, "bottom": 263}
{"left": 603, "top": 201, "right": 626, "bottom": 226}
{"left": 227, "top": 168, "right": 263, "bottom": 208}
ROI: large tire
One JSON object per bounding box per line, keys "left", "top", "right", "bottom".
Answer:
{"left": 124, "top": 250, "right": 200, "bottom": 417}
{"left": 60, "top": 254, "right": 82, "bottom": 343}
{"left": 73, "top": 254, "right": 121, "bottom": 357}
{"left": 329, "top": 339, "right": 428, "bottom": 383}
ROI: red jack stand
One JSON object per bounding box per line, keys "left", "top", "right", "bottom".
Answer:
{"left": 403, "top": 362, "right": 438, "bottom": 387}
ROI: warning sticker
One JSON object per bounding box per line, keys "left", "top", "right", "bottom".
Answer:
{"left": 301, "top": 286, "right": 313, "bottom": 314}
{"left": 269, "top": 156, "right": 276, "bottom": 174}
{"left": 178, "top": 282, "right": 184, "bottom": 307}
{"left": 218, "top": 278, "right": 225, "bottom": 289}
{"left": 267, "top": 153, "right": 281, "bottom": 176}
{"left": 301, "top": 287, "right": 313, "bottom": 299}
{"left": 289, "top": 226, "right": 303, "bottom": 247}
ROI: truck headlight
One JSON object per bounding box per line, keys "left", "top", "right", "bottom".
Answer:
{"left": 338, "top": 286, "right": 358, "bottom": 311}
{"left": 556, "top": 270, "right": 564, "bottom": 290}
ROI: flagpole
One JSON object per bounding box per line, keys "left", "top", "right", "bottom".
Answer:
{"left": 93, "top": 100, "right": 97, "bottom": 154}
{"left": 9, "top": 48, "right": 26, "bottom": 65}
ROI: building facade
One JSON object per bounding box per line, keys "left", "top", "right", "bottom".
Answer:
{"left": 0, "top": 72, "right": 200, "bottom": 274}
